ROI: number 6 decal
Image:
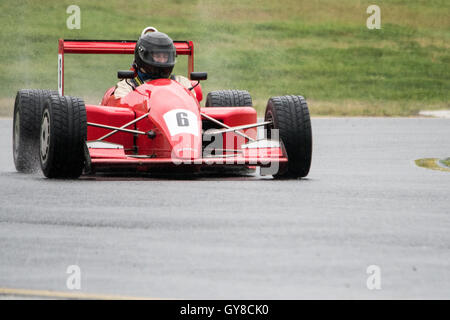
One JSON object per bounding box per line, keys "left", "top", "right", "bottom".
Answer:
{"left": 176, "top": 112, "right": 189, "bottom": 127}
{"left": 164, "top": 109, "right": 199, "bottom": 137}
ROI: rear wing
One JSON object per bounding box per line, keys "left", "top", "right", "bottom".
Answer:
{"left": 58, "top": 39, "right": 194, "bottom": 95}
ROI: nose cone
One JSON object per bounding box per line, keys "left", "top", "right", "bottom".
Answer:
{"left": 162, "top": 108, "right": 201, "bottom": 161}
{"left": 171, "top": 133, "right": 201, "bottom": 160}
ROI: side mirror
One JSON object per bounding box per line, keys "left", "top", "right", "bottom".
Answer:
{"left": 190, "top": 72, "right": 207, "bottom": 81}
{"left": 118, "top": 70, "right": 135, "bottom": 79}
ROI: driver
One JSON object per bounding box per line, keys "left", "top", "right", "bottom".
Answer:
{"left": 113, "top": 31, "right": 193, "bottom": 99}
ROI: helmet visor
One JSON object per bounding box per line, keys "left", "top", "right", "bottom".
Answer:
{"left": 138, "top": 46, "right": 176, "bottom": 68}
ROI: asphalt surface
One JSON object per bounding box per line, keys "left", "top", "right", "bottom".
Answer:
{"left": 0, "top": 117, "right": 449, "bottom": 299}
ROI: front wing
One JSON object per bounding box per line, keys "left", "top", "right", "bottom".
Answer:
{"left": 85, "top": 141, "right": 287, "bottom": 172}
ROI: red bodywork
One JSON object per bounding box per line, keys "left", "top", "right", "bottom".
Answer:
{"left": 58, "top": 39, "right": 287, "bottom": 173}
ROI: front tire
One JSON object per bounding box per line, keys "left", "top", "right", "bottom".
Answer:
{"left": 13, "top": 89, "right": 58, "bottom": 173}
{"left": 40, "top": 94, "right": 87, "bottom": 179}
{"left": 264, "top": 95, "right": 312, "bottom": 178}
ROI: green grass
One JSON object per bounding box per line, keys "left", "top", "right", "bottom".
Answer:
{"left": 440, "top": 158, "right": 450, "bottom": 168}
{"left": 415, "top": 158, "right": 450, "bottom": 172}
{"left": 0, "top": 0, "right": 449, "bottom": 116}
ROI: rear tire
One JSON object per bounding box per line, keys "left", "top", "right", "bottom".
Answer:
{"left": 205, "top": 90, "right": 252, "bottom": 107}
{"left": 13, "top": 89, "right": 58, "bottom": 173}
{"left": 40, "top": 94, "right": 87, "bottom": 179}
{"left": 264, "top": 95, "right": 312, "bottom": 179}
{"left": 204, "top": 90, "right": 253, "bottom": 175}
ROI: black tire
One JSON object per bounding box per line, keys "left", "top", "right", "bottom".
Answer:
{"left": 13, "top": 89, "right": 58, "bottom": 173}
{"left": 204, "top": 90, "right": 253, "bottom": 174}
{"left": 205, "top": 90, "right": 252, "bottom": 107}
{"left": 264, "top": 95, "right": 312, "bottom": 178}
{"left": 40, "top": 94, "right": 87, "bottom": 179}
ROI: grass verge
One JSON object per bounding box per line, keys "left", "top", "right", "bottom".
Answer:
{"left": 0, "top": 0, "right": 448, "bottom": 115}
{"left": 415, "top": 158, "right": 450, "bottom": 172}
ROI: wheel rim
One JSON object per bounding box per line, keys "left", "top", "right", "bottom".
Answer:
{"left": 40, "top": 110, "right": 51, "bottom": 164}
{"left": 265, "top": 111, "right": 274, "bottom": 139}
{"left": 13, "top": 110, "right": 20, "bottom": 161}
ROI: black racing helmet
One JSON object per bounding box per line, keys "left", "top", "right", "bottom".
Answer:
{"left": 134, "top": 32, "right": 176, "bottom": 79}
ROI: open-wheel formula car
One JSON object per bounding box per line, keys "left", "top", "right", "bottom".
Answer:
{"left": 13, "top": 35, "right": 312, "bottom": 179}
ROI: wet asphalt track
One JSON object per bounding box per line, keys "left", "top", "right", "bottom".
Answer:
{"left": 0, "top": 117, "right": 449, "bottom": 299}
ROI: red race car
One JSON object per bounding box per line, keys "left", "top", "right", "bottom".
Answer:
{"left": 12, "top": 36, "right": 312, "bottom": 179}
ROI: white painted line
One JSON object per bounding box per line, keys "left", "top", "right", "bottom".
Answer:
{"left": 419, "top": 110, "right": 450, "bottom": 119}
